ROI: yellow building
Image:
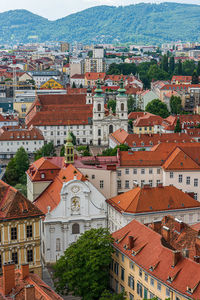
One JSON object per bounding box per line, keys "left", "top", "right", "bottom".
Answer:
{"left": 0, "top": 180, "right": 44, "bottom": 277}
{"left": 13, "top": 99, "right": 34, "bottom": 119}
{"left": 40, "top": 78, "right": 64, "bottom": 90}
{"left": 111, "top": 219, "right": 200, "bottom": 300}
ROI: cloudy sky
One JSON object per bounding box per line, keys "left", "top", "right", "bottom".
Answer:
{"left": 0, "top": 0, "right": 199, "bottom": 20}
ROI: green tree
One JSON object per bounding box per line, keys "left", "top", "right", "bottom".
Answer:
{"left": 147, "top": 65, "right": 169, "bottom": 83}
{"left": 161, "top": 54, "right": 168, "bottom": 73}
{"left": 174, "top": 118, "right": 182, "bottom": 133}
{"left": 192, "top": 70, "right": 199, "bottom": 84}
{"left": 197, "top": 61, "right": 200, "bottom": 76}
{"left": 107, "top": 99, "right": 116, "bottom": 113}
{"left": 60, "top": 145, "right": 65, "bottom": 156}
{"left": 99, "top": 290, "right": 126, "bottom": 300}
{"left": 182, "top": 60, "right": 196, "bottom": 75}
{"left": 4, "top": 147, "right": 29, "bottom": 186}
{"left": 169, "top": 56, "right": 175, "bottom": 74}
{"left": 177, "top": 59, "right": 182, "bottom": 75}
{"left": 145, "top": 99, "right": 169, "bottom": 118}
{"left": 53, "top": 228, "right": 114, "bottom": 299}
{"left": 34, "top": 142, "right": 56, "bottom": 160}
{"left": 101, "top": 144, "right": 130, "bottom": 156}
{"left": 71, "top": 132, "right": 76, "bottom": 145}
{"left": 14, "top": 183, "right": 27, "bottom": 197}
{"left": 170, "top": 95, "right": 182, "bottom": 115}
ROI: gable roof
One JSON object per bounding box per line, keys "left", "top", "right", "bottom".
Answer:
{"left": 107, "top": 185, "right": 200, "bottom": 214}
{"left": 34, "top": 164, "right": 86, "bottom": 214}
{"left": 112, "top": 220, "right": 200, "bottom": 299}
{"left": 0, "top": 180, "right": 43, "bottom": 221}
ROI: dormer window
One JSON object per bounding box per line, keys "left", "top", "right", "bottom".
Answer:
{"left": 41, "top": 173, "right": 45, "bottom": 179}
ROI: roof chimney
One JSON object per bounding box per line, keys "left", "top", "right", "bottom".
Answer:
{"left": 174, "top": 218, "right": 184, "bottom": 233}
{"left": 25, "top": 285, "right": 35, "bottom": 300}
{"left": 151, "top": 220, "right": 161, "bottom": 233}
{"left": 3, "top": 262, "right": 15, "bottom": 295}
{"left": 21, "top": 263, "right": 29, "bottom": 280}
{"left": 172, "top": 250, "right": 181, "bottom": 267}
{"left": 161, "top": 226, "right": 170, "bottom": 242}
{"left": 128, "top": 236, "right": 134, "bottom": 250}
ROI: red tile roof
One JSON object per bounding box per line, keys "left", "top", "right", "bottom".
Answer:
{"left": 85, "top": 72, "right": 106, "bottom": 80}
{"left": 107, "top": 185, "right": 200, "bottom": 214}
{"left": 0, "top": 126, "right": 44, "bottom": 141}
{"left": 109, "top": 128, "right": 129, "bottom": 145}
{"left": 0, "top": 180, "right": 43, "bottom": 220}
{"left": 112, "top": 220, "right": 200, "bottom": 299}
{"left": 34, "top": 164, "right": 86, "bottom": 214}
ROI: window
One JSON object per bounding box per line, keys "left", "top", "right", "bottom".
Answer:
{"left": 56, "top": 238, "right": 61, "bottom": 251}
{"left": 100, "top": 180, "right": 104, "bottom": 188}
{"left": 194, "top": 193, "right": 198, "bottom": 200}
{"left": 129, "top": 261, "right": 134, "bottom": 270}
{"left": 26, "top": 225, "right": 32, "bottom": 238}
{"left": 72, "top": 223, "right": 80, "bottom": 234}
{"left": 97, "top": 103, "right": 101, "bottom": 111}
{"left": 141, "top": 168, "right": 145, "bottom": 174}
{"left": 149, "top": 180, "right": 153, "bottom": 187}
{"left": 129, "top": 293, "right": 134, "bottom": 300}
{"left": 157, "top": 168, "right": 160, "bottom": 174}
{"left": 150, "top": 277, "right": 154, "bottom": 286}
{"left": 117, "top": 180, "right": 121, "bottom": 189}
{"left": 121, "top": 267, "right": 125, "bottom": 281}
{"left": 125, "top": 168, "right": 129, "bottom": 175}
{"left": 92, "top": 175, "right": 95, "bottom": 179}
{"left": 117, "top": 170, "right": 121, "bottom": 176}
{"left": 149, "top": 168, "right": 153, "bottom": 174}
{"left": 11, "top": 227, "right": 17, "bottom": 240}
{"left": 170, "top": 172, "right": 173, "bottom": 178}
{"left": 41, "top": 173, "right": 45, "bottom": 179}
{"left": 27, "top": 249, "right": 33, "bottom": 262}
{"left": 128, "top": 275, "right": 134, "bottom": 290}
{"left": 139, "top": 268, "right": 142, "bottom": 277}
{"left": 178, "top": 174, "right": 183, "bottom": 183}
{"left": 122, "top": 254, "right": 124, "bottom": 262}
{"left": 141, "top": 180, "right": 145, "bottom": 187}
{"left": 194, "top": 178, "right": 198, "bottom": 187}
{"left": 98, "top": 129, "right": 101, "bottom": 136}
{"left": 137, "top": 282, "right": 143, "bottom": 297}
{"left": 157, "top": 282, "right": 161, "bottom": 291}
{"left": 114, "top": 262, "right": 119, "bottom": 275}
{"left": 166, "top": 288, "right": 170, "bottom": 297}
{"left": 125, "top": 180, "right": 129, "bottom": 188}
{"left": 156, "top": 180, "right": 160, "bottom": 186}
{"left": 186, "top": 176, "right": 190, "bottom": 185}
{"left": 121, "top": 103, "right": 124, "bottom": 111}
{"left": 109, "top": 125, "right": 113, "bottom": 134}
{"left": 12, "top": 252, "right": 18, "bottom": 264}
{"left": 144, "top": 273, "right": 148, "bottom": 282}
{"left": 133, "top": 169, "right": 137, "bottom": 174}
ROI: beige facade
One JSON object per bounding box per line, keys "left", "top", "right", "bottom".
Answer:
{"left": 110, "top": 247, "right": 188, "bottom": 300}
{"left": 0, "top": 218, "right": 42, "bottom": 277}
{"left": 27, "top": 174, "right": 52, "bottom": 202}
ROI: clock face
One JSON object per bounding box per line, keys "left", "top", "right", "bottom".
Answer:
{"left": 71, "top": 186, "right": 80, "bottom": 194}
{"left": 71, "top": 197, "right": 80, "bottom": 212}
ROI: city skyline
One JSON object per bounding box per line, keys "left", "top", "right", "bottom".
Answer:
{"left": 0, "top": 0, "right": 199, "bottom": 20}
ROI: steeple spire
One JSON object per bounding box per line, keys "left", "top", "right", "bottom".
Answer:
{"left": 65, "top": 131, "right": 74, "bottom": 164}
{"left": 94, "top": 78, "right": 103, "bottom": 97}
{"left": 117, "top": 76, "right": 126, "bottom": 95}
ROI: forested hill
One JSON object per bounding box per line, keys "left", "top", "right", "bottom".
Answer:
{"left": 1, "top": 2, "right": 200, "bottom": 45}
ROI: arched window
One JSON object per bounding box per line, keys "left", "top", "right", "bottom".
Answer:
{"left": 56, "top": 238, "right": 61, "bottom": 251}
{"left": 109, "top": 125, "right": 113, "bottom": 134}
{"left": 98, "top": 138, "right": 101, "bottom": 146}
{"left": 97, "top": 103, "right": 101, "bottom": 112}
{"left": 72, "top": 223, "right": 80, "bottom": 234}
{"left": 121, "top": 103, "right": 124, "bottom": 111}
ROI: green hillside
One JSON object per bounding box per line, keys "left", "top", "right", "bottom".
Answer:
{"left": 0, "top": 2, "right": 200, "bottom": 44}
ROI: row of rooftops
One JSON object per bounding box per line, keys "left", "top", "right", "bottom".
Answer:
{"left": 113, "top": 218, "right": 200, "bottom": 299}
{"left": 0, "top": 125, "right": 44, "bottom": 141}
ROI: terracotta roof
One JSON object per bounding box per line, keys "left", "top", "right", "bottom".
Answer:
{"left": 0, "top": 265, "right": 63, "bottom": 299}
{"left": 134, "top": 114, "right": 163, "bottom": 127}
{"left": 128, "top": 112, "right": 153, "bottom": 120}
{"left": 107, "top": 185, "right": 200, "bottom": 214}
{"left": 0, "top": 180, "right": 43, "bottom": 221}
{"left": 109, "top": 128, "right": 129, "bottom": 145}
{"left": 0, "top": 126, "right": 44, "bottom": 141}
{"left": 85, "top": 72, "right": 106, "bottom": 80}
{"left": 71, "top": 74, "right": 85, "bottom": 79}
{"left": 34, "top": 164, "right": 86, "bottom": 214}
{"left": 112, "top": 220, "right": 200, "bottom": 299}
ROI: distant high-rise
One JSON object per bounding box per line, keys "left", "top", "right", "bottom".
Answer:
{"left": 93, "top": 46, "right": 104, "bottom": 59}
{"left": 60, "top": 42, "right": 70, "bottom": 52}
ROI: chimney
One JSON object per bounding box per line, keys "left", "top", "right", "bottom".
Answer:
{"left": 151, "top": 220, "right": 161, "bottom": 232}
{"left": 3, "top": 262, "right": 15, "bottom": 295}
{"left": 25, "top": 285, "right": 35, "bottom": 300}
{"left": 172, "top": 250, "right": 181, "bottom": 267}
{"left": 195, "top": 237, "right": 200, "bottom": 256}
{"left": 161, "top": 226, "right": 170, "bottom": 242}
{"left": 21, "top": 263, "right": 29, "bottom": 280}
{"left": 174, "top": 218, "right": 184, "bottom": 233}
{"left": 128, "top": 236, "right": 134, "bottom": 250}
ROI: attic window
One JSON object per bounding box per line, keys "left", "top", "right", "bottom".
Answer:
{"left": 41, "top": 173, "right": 45, "bottom": 179}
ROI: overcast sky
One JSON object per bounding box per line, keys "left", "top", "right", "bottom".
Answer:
{"left": 0, "top": 0, "right": 199, "bottom": 20}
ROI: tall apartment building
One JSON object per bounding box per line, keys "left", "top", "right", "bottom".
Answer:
{"left": 60, "top": 42, "right": 70, "bottom": 52}
{"left": 85, "top": 58, "right": 105, "bottom": 73}
{"left": 93, "top": 46, "right": 104, "bottom": 58}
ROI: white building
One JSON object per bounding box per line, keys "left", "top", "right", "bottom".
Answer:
{"left": 33, "top": 162, "right": 107, "bottom": 264}
{"left": 0, "top": 125, "right": 44, "bottom": 159}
